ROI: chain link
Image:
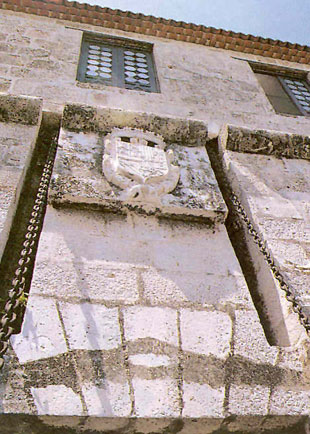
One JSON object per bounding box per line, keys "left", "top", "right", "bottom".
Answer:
{"left": 0, "top": 138, "right": 58, "bottom": 369}
{"left": 231, "top": 192, "right": 310, "bottom": 336}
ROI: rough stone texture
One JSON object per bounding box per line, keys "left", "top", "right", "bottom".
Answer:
{"left": 50, "top": 122, "right": 227, "bottom": 224}
{"left": 29, "top": 207, "right": 251, "bottom": 311}
{"left": 269, "top": 389, "right": 310, "bottom": 415}
{"left": 223, "top": 124, "right": 310, "bottom": 160}
{"left": 181, "top": 309, "right": 232, "bottom": 359}
{"left": 59, "top": 302, "right": 121, "bottom": 351}
{"left": 221, "top": 140, "right": 310, "bottom": 345}
{"left": 31, "top": 385, "right": 83, "bottom": 416}
{"left": 62, "top": 104, "right": 209, "bottom": 147}
{"left": 234, "top": 310, "right": 279, "bottom": 365}
{"left": 229, "top": 384, "right": 270, "bottom": 415}
{"left": 10, "top": 295, "right": 67, "bottom": 364}
{"left": 124, "top": 306, "right": 178, "bottom": 346}
{"left": 0, "top": 93, "right": 41, "bottom": 125}
{"left": 1, "top": 9, "right": 310, "bottom": 137}
{"left": 81, "top": 382, "right": 132, "bottom": 417}
{"left": 1, "top": 6, "right": 310, "bottom": 433}
{"left": 182, "top": 383, "right": 225, "bottom": 418}
{"left": 0, "top": 94, "right": 42, "bottom": 260}
{"left": 133, "top": 377, "right": 180, "bottom": 417}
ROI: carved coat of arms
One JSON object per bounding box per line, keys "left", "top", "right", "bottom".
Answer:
{"left": 103, "top": 128, "right": 180, "bottom": 203}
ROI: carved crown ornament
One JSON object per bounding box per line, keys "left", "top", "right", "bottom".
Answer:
{"left": 102, "top": 128, "right": 180, "bottom": 204}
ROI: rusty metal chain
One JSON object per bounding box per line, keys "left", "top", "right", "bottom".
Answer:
{"left": 0, "top": 138, "right": 58, "bottom": 369}
{"left": 231, "top": 192, "right": 310, "bottom": 336}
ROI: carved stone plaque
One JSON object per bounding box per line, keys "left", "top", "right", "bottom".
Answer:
{"left": 103, "top": 128, "right": 180, "bottom": 203}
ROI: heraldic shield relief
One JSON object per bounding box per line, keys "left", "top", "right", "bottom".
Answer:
{"left": 103, "top": 128, "right": 180, "bottom": 203}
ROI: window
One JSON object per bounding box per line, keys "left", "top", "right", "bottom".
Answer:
{"left": 250, "top": 62, "right": 310, "bottom": 116}
{"left": 77, "top": 33, "right": 159, "bottom": 93}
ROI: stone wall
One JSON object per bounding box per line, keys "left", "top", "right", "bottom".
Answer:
{"left": 0, "top": 104, "right": 307, "bottom": 433}
{"left": 0, "top": 6, "right": 310, "bottom": 434}
{"left": 1, "top": 9, "right": 310, "bottom": 135}
{"left": 0, "top": 93, "right": 42, "bottom": 260}
{"left": 221, "top": 125, "right": 310, "bottom": 338}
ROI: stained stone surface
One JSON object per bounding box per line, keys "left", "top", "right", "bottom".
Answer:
{"left": 2, "top": 7, "right": 310, "bottom": 137}
{"left": 180, "top": 309, "right": 232, "bottom": 359}
{"left": 228, "top": 384, "right": 270, "bottom": 415}
{"left": 6, "top": 198, "right": 310, "bottom": 429}
{"left": 221, "top": 131, "right": 310, "bottom": 345}
{"left": 0, "top": 94, "right": 42, "bottom": 260}
{"left": 50, "top": 106, "right": 227, "bottom": 224}
{"left": 1, "top": 6, "right": 310, "bottom": 432}
{"left": 62, "top": 104, "right": 209, "bottom": 147}
{"left": 0, "top": 93, "right": 41, "bottom": 126}
{"left": 31, "top": 385, "right": 84, "bottom": 416}
{"left": 10, "top": 296, "right": 67, "bottom": 363}
{"left": 223, "top": 124, "right": 310, "bottom": 160}
{"left": 182, "top": 383, "right": 225, "bottom": 418}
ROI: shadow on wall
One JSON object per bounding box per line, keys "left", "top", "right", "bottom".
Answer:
{"left": 225, "top": 151, "right": 310, "bottom": 347}
{"left": 45, "top": 207, "right": 251, "bottom": 310}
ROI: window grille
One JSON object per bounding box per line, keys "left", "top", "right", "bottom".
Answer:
{"left": 249, "top": 61, "right": 310, "bottom": 116}
{"left": 77, "top": 33, "right": 159, "bottom": 93}
{"left": 280, "top": 77, "right": 310, "bottom": 115}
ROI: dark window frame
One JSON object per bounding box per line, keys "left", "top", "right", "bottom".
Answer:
{"left": 279, "top": 77, "right": 310, "bottom": 116}
{"left": 248, "top": 60, "right": 310, "bottom": 116}
{"left": 77, "top": 32, "right": 160, "bottom": 93}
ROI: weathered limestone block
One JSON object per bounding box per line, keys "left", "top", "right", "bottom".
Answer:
{"left": 10, "top": 295, "right": 67, "bottom": 364}
{"left": 31, "top": 385, "right": 84, "bottom": 416}
{"left": 124, "top": 306, "right": 178, "bottom": 346}
{"left": 81, "top": 382, "right": 132, "bottom": 417}
{"left": 223, "top": 124, "right": 310, "bottom": 160}
{"left": 182, "top": 383, "right": 225, "bottom": 418}
{"left": 221, "top": 129, "right": 310, "bottom": 336}
{"left": 0, "top": 93, "right": 42, "bottom": 260}
{"left": 141, "top": 266, "right": 251, "bottom": 308}
{"left": 51, "top": 105, "right": 226, "bottom": 224}
{"left": 180, "top": 310, "right": 232, "bottom": 359}
{"left": 269, "top": 389, "right": 310, "bottom": 415}
{"left": 234, "top": 310, "right": 279, "bottom": 365}
{"left": 133, "top": 377, "right": 180, "bottom": 417}
{"left": 61, "top": 104, "right": 210, "bottom": 146}
{"left": 59, "top": 302, "right": 121, "bottom": 351}
{"left": 29, "top": 207, "right": 252, "bottom": 312}
{"left": 9, "top": 198, "right": 284, "bottom": 426}
{"left": 5, "top": 105, "right": 310, "bottom": 430}
{"left": 228, "top": 384, "right": 270, "bottom": 416}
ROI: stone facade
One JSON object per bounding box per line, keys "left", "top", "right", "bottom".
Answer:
{"left": 0, "top": 3, "right": 310, "bottom": 434}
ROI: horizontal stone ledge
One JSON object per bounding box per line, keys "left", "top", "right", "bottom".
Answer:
{"left": 62, "top": 104, "right": 209, "bottom": 147}
{"left": 0, "top": 93, "right": 42, "bottom": 126}
{"left": 0, "top": 414, "right": 307, "bottom": 433}
{"left": 48, "top": 197, "right": 227, "bottom": 226}
{"left": 220, "top": 124, "right": 310, "bottom": 160}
